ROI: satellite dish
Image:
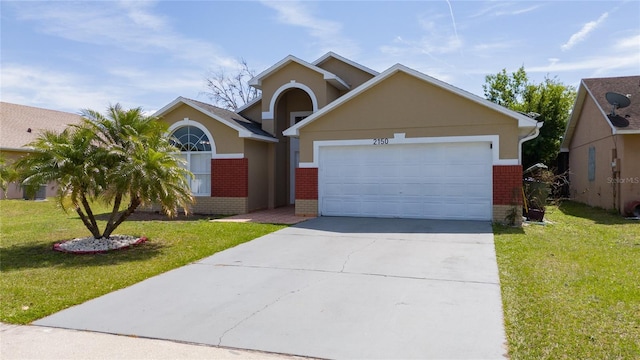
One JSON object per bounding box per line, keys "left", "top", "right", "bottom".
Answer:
{"left": 605, "top": 92, "right": 631, "bottom": 116}
{"left": 607, "top": 114, "right": 630, "bottom": 128}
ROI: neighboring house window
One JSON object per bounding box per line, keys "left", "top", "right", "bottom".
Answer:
{"left": 588, "top": 146, "right": 596, "bottom": 182}
{"left": 169, "top": 125, "right": 212, "bottom": 196}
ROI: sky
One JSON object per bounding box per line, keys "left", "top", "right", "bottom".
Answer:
{"left": 1, "top": 0, "right": 639, "bottom": 115}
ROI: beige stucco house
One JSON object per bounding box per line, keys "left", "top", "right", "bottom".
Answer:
{"left": 156, "top": 52, "right": 542, "bottom": 223}
{"left": 560, "top": 75, "right": 640, "bottom": 216}
{"left": 0, "top": 102, "right": 83, "bottom": 199}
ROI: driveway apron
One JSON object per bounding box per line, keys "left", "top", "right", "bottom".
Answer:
{"left": 35, "top": 217, "right": 507, "bottom": 359}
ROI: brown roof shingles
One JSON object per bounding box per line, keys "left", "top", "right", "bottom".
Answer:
{"left": 583, "top": 75, "right": 640, "bottom": 130}
{"left": 0, "top": 102, "right": 83, "bottom": 151}
{"left": 183, "top": 98, "right": 275, "bottom": 139}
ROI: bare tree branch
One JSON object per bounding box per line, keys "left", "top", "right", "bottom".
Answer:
{"left": 203, "top": 58, "right": 260, "bottom": 110}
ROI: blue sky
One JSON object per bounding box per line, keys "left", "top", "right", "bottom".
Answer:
{"left": 1, "top": 1, "right": 639, "bottom": 114}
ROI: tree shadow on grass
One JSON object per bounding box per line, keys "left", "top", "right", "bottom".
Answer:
{"left": 558, "top": 200, "right": 637, "bottom": 225}
{"left": 0, "top": 240, "right": 165, "bottom": 272}
{"left": 92, "top": 211, "right": 219, "bottom": 222}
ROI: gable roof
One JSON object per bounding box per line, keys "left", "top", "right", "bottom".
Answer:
{"left": 312, "top": 52, "right": 379, "bottom": 77}
{"left": 561, "top": 75, "right": 640, "bottom": 151}
{"left": 248, "top": 55, "right": 349, "bottom": 91}
{"left": 238, "top": 52, "right": 377, "bottom": 115}
{"left": 0, "top": 102, "right": 83, "bottom": 151}
{"left": 283, "top": 64, "right": 541, "bottom": 137}
{"left": 154, "top": 97, "right": 277, "bottom": 142}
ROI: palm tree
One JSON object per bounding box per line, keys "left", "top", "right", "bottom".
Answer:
{"left": 15, "top": 104, "right": 194, "bottom": 239}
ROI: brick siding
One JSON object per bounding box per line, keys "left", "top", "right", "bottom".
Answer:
{"left": 295, "top": 168, "right": 318, "bottom": 200}
{"left": 493, "top": 204, "right": 523, "bottom": 226}
{"left": 295, "top": 199, "right": 318, "bottom": 216}
{"left": 493, "top": 165, "right": 523, "bottom": 206}
{"left": 211, "top": 158, "right": 248, "bottom": 198}
{"left": 209, "top": 197, "right": 248, "bottom": 215}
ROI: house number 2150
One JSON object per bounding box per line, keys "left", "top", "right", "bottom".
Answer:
{"left": 373, "top": 138, "right": 389, "bottom": 145}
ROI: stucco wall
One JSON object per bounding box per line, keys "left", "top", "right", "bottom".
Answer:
{"left": 316, "top": 57, "right": 375, "bottom": 91}
{"left": 160, "top": 103, "right": 244, "bottom": 154}
{"left": 0, "top": 149, "right": 57, "bottom": 199}
{"left": 261, "top": 62, "right": 328, "bottom": 113}
{"left": 299, "top": 71, "right": 520, "bottom": 163}
{"left": 0, "top": 150, "right": 22, "bottom": 199}
{"left": 244, "top": 139, "right": 269, "bottom": 211}
{"left": 619, "top": 134, "right": 640, "bottom": 210}
{"left": 567, "top": 95, "right": 618, "bottom": 210}
{"left": 238, "top": 100, "right": 262, "bottom": 123}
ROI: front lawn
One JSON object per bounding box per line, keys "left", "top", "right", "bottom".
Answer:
{"left": 0, "top": 199, "right": 285, "bottom": 324}
{"left": 494, "top": 201, "right": 640, "bottom": 359}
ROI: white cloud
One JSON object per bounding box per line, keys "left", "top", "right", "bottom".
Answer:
{"left": 561, "top": 12, "right": 609, "bottom": 51}
{"left": 0, "top": 64, "right": 114, "bottom": 112}
{"left": 445, "top": 0, "right": 460, "bottom": 46}
{"left": 11, "top": 1, "right": 236, "bottom": 68}
{"left": 260, "top": 0, "right": 359, "bottom": 58}
{"left": 470, "top": 3, "right": 541, "bottom": 18}
{"left": 528, "top": 53, "right": 639, "bottom": 74}
{"left": 510, "top": 6, "right": 540, "bottom": 15}
{"left": 471, "top": 40, "right": 518, "bottom": 56}
{"left": 0, "top": 63, "right": 205, "bottom": 112}
{"left": 3, "top": 1, "right": 238, "bottom": 111}
{"left": 381, "top": 35, "right": 462, "bottom": 58}
{"left": 538, "top": 31, "right": 640, "bottom": 76}
{"left": 614, "top": 34, "right": 640, "bottom": 51}
{"left": 380, "top": 11, "right": 463, "bottom": 62}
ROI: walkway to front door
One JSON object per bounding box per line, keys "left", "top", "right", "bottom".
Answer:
{"left": 212, "top": 206, "right": 313, "bottom": 225}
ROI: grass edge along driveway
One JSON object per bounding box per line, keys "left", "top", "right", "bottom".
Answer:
{"left": 0, "top": 199, "right": 285, "bottom": 324}
{"left": 494, "top": 201, "right": 640, "bottom": 359}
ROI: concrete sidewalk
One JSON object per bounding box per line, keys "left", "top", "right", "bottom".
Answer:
{"left": 0, "top": 323, "right": 309, "bottom": 360}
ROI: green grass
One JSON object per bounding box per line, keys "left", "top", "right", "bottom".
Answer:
{"left": 494, "top": 201, "right": 640, "bottom": 359}
{"left": 0, "top": 199, "right": 285, "bottom": 324}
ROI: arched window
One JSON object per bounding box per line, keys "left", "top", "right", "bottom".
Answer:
{"left": 169, "top": 125, "right": 212, "bottom": 196}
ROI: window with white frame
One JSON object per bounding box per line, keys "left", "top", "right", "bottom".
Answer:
{"left": 169, "top": 125, "right": 212, "bottom": 196}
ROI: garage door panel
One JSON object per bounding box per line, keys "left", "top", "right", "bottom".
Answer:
{"left": 360, "top": 183, "right": 380, "bottom": 196}
{"left": 378, "top": 183, "right": 398, "bottom": 195}
{"left": 445, "top": 167, "right": 475, "bottom": 177}
{"left": 340, "top": 183, "right": 360, "bottom": 195}
{"left": 400, "top": 165, "right": 426, "bottom": 177}
{"left": 323, "top": 183, "right": 344, "bottom": 196}
{"left": 403, "top": 150, "right": 425, "bottom": 163}
{"left": 463, "top": 204, "right": 491, "bottom": 219}
{"left": 324, "top": 166, "right": 347, "bottom": 178}
{"left": 444, "top": 183, "right": 489, "bottom": 197}
{"left": 319, "top": 142, "right": 492, "bottom": 220}
{"left": 360, "top": 166, "right": 379, "bottom": 177}
{"left": 399, "top": 183, "right": 423, "bottom": 196}
{"left": 323, "top": 197, "right": 358, "bottom": 214}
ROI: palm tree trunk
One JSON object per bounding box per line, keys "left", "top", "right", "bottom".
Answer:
{"left": 80, "top": 194, "right": 101, "bottom": 237}
{"left": 102, "top": 197, "right": 141, "bottom": 238}
{"left": 75, "top": 207, "right": 101, "bottom": 239}
{"left": 104, "top": 193, "right": 123, "bottom": 235}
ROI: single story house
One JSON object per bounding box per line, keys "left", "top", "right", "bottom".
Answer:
{"left": 156, "top": 52, "right": 542, "bottom": 223}
{"left": 560, "top": 75, "right": 640, "bottom": 215}
{"left": 0, "top": 102, "right": 83, "bottom": 199}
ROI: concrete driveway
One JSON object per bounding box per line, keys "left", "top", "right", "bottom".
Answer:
{"left": 35, "top": 217, "right": 507, "bottom": 359}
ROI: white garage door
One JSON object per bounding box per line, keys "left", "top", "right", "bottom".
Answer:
{"left": 319, "top": 142, "right": 493, "bottom": 220}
